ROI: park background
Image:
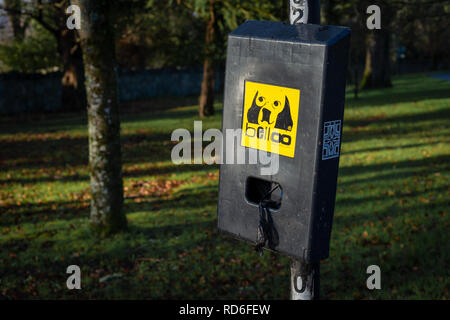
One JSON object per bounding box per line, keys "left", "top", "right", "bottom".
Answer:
{"left": 0, "top": 0, "right": 448, "bottom": 299}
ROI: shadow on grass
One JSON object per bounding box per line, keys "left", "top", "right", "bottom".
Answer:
{"left": 335, "top": 185, "right": 448, "bottom": 209}
{"left": 335, "top": 192, "right": 448, "bottom": 227}
{"left": 0, "top": 200, "right": 90, "bottom": 227}
{"left": 343, "top": 121, "right": 449, "bottom": 144}
{"left": 1, "top": 175, "right": 447, "bottom": 298}
{"left": 124, "top": 164, "right": 219, "bottom": 178}
{"left": 341, "top": 141, "right": 442, "bottom": 155}
{"left": 0, "top": 95, "right": 209, "bottom": 135}
{"left": 1, "top": 104, "right": 446, "bottom": 176}
{"left": 0, "top": 183, "right": 218, "bottom": 228}
{"left": 323, "top": 218, "right": 448, "bottom": 299}
{"left": 0, "top": 131, "right": 173, "bottom": 169}
{"left": 346, "top": 77, "right": 450, "bottom": 108}
{"left": 0, "top": 163, "right": 218, "bottom": 185}
{"left": 1, "top": 75, "right": 448, "bottom": 298}
{"left": 338, "top": 154, "right": 449, "bottom": 180}
{"left": 344, "top": 107, "right": 450, "bottom": 128}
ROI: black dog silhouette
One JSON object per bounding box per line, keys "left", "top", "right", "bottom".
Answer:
{"left": 274, "top": 96, "right": 293, "bottom": 131}
{"left": 247, "top": 91, "right": 262, "bottom": 124}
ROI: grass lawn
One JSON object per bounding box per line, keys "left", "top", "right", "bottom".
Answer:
{"left": 0, "top": 72, "right": 449, "bottom": 299}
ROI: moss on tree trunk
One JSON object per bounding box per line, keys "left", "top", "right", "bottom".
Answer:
{"left": 74, "top": 0, "right": 127, "bottom": 235}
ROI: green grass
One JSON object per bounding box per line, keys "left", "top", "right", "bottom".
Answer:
{"left": 0, "top": 72, "right": 449, "bottom": 299}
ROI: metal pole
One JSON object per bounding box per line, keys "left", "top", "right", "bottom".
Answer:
{"left": 289, "top": 0, "right": 320, "bottom": 25}
{"left": 288, "top": 0, "right": 321, "bottom": 300}
{"left": 290, "top": 259, "right": 320, "bottom": 300}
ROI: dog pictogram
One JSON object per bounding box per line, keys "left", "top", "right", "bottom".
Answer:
{"left": 241, "top": 81, "right": 300, "bottom": 158}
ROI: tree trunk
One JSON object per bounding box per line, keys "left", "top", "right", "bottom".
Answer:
{"left": 199, "top": 57, "right": 215, "bottom": 117}
{"left": 323, "top": 0, "right": 339, "bottom": 25}
{"left": 360, "top": 30, "right": 392, "bottom": 89}
{"left": 199, "top": 0, "right": 215, "bottom": 118}
{"left": 57, "top": 29, "right": 87, "bottom": 111}
{"left": 360, "top": 1, "right": 393, "bottom": 90}
{"left": 281, "top": 0, "right": 289, "bottom": 22}
{"left": 74, "top": 0, "right": 127, "bottom": 235}
{"left": 4, "top": 0, "right": 27, "bottom": 41}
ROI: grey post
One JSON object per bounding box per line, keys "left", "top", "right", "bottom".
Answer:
{"left": 289, "top": 0, "right": 320, "bottom": 25}
{"left": 288, "top": 0, "right": 321, "bottom": 300}
{"left": 290, "top": 259, "right": 320, "bottom": 300}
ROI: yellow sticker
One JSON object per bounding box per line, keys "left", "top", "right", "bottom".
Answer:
{"left": 241, "top": 81, "right": 300, "bottom": 158}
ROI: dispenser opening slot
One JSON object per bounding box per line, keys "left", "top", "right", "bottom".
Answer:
{"left": 245, "top": 177, "right": 282, "bottom": 210}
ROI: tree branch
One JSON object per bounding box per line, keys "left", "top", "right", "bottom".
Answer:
{"left": 0, "top": 4, "right": 60, "bottom": 37}
{"left": 390, "top": 0, "right": 450, "bottom": 7}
